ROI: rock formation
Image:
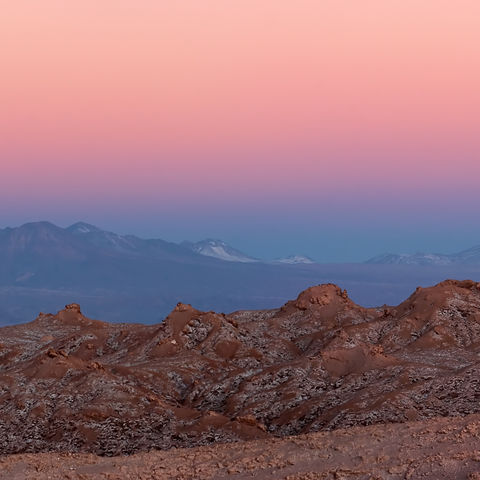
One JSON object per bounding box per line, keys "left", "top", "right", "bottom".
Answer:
{"left": 1, "top": 280, "right": 480, "bottom": 455}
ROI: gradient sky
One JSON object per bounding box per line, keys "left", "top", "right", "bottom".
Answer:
{"left": 1, "top": 1, "right": 479, "bottom": 261}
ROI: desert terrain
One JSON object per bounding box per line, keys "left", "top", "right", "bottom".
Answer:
{"left": 2, "top": 279, "right": 480, "bottom": 478}
{"left": 3, "top": 415, "right": 480, "bottom": 479}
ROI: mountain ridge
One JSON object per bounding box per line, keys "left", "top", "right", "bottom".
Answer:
{"left": 182, "top": 238, "right": 259, "bottom": 263}
{"left": 1, "top": 221, "right": 480, "bottom": 325}
{"left": 366, "top": 244, "right": 480, "bottom": 265}
{"left": 1, "top": 279, "right": 480, "bottom": 455}
{"left": 5, "top": 221, "right": 480, "bottom": 266}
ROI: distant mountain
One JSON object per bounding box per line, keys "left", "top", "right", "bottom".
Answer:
{"left": 456, "top": 245, "right": 480, "bottom": 263}
{"left": 66, "top": 222, "right": 196, "bottom": 261}
{"left": 0, "top": 221, "right": 479, "bottom": 325}
{"left": 182, "top": 239, "right": 259, "bottom": 263}
{"left": 274, "top": 255, "right": 316, "bottom": 264}
{"left": 0, "top": 221, "right": 331, "bottom": 324}
{"left": 366, "top": 245, "right": 480, "bottom": 265}
{"left": 0, "top": 221, "right": 91, "bottom": 263}
{"left": 366, "top": 253, "right": 454, "bottom": 266}
{"left": 66, "top": 222, "right": 102, "bottom": 235}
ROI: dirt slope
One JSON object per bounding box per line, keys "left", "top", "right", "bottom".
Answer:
{"left": 3, "top": 414, "right": 480, "bottom": 479}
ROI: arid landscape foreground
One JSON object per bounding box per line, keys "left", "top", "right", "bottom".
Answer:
{"left": 2, "top": 279, "right": 480, "bottom": 478}
{"left": 3, "top": 414, "right": 480, "bottom": 479}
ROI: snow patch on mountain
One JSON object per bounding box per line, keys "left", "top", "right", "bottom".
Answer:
{"left": 67, "top": 222, "right": 101, "bottom": 235}
{"left": 184, "top": 239, "right": 258, "bottom": 263}
{"left": 366, "top": 246, "right": 480, "bottom": 265}
{"left": 274, "top": 255, "right": 316, "bottom": 264}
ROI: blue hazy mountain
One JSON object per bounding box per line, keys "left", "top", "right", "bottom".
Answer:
{"left": 182, "top": 238, "right": 259, "bottom": 262}
{"left": 366, "top": 245, "right": 480, "bottom": 265}
{"left": 0, "top": 221, "right": 479, "bottom": 325}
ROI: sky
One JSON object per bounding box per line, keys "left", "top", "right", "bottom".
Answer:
{"left": 1, "top": 0, "right": 479, "bottom": 262}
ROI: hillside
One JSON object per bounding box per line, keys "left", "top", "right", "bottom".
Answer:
{"left": 1, "top": 280, "right": 480, "bottom": 456}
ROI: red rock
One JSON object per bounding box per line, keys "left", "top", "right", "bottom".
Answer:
{"left": 0, "top": 280, "right": 480, "bottom": 456}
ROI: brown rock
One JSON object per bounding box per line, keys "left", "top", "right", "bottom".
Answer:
{"left": 1, "top": 280, "right": 480, "bottom": 458}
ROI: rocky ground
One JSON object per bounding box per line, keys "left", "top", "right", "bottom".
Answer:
{"left": 3, "top": 413, "right": 480, "bottom": 479}
{"left": 2, "top": 279, "right": 480, "bottom": 477}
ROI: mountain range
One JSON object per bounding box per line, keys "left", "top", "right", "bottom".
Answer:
{"left": 0, "top": 221, "right": 479, "bottom": 325}
{"left": 182, "top": 238, "right": 260, "bottom": 263}
{"left": 181, "top": 239, "right": 315, "bottom": 264}
{"left": 366, "top": 245, "right": 480, "bottom": 265}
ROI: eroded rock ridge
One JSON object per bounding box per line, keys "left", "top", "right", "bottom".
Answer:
{"left": 1, "top": 280, "right": 480, "bottom": 455}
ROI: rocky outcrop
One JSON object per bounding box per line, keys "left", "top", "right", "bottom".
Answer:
{"left": 1, "top": 280, "right": 480, "bottom": 455}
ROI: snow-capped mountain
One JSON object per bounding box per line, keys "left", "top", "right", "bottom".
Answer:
{"left": 183, "top": 241, "right": 316, "bottom": 264}
{"left": 274, "top": 255, "right": 316, "bottom": 264}
{"left": 366, "top": 253, "right": 453, "bottom": 266}
{"left": 183, "top": 239, "right": 259, "bottom": 263}
{"left": 366, "top": 246, "right": 480, "bottom": 265}
{"left": 66, "top": 222, "right": 102, "bottom": 235}
{"left": 2, "top": 221, "right": 480, "bottom": 326}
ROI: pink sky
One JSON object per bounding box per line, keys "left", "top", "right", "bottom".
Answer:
{"left": 1, "top": 1, "right": 479, "bottom": 259}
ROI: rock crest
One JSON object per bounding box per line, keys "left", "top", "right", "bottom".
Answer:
{"left": 1, "top": 280, "right": 480, "bottom": 455}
